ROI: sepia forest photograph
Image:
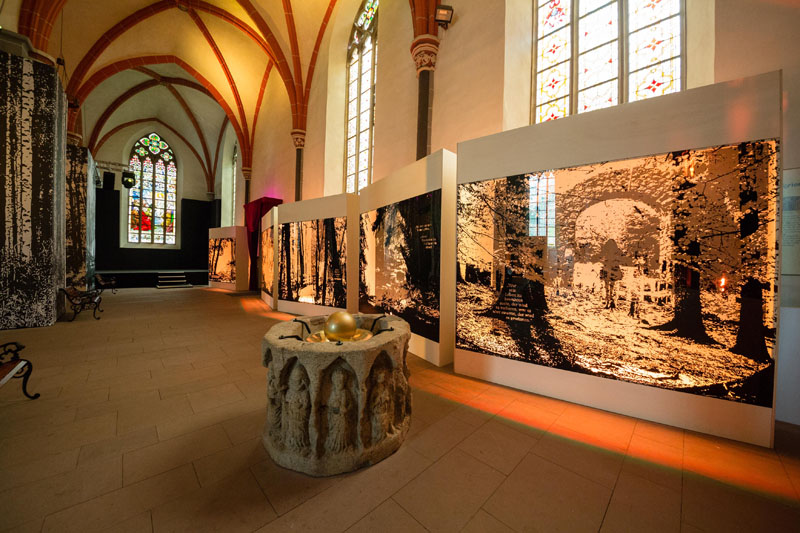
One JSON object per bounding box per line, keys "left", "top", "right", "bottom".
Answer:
{"left": 456, "top": 140, "right": 780, "bottom": 406}
{"left": 261, "top": 227, "right": 274, "bottom": 296}
{"left": 360, "top": 191, "right": 442, "bottom": 342}
{"left": 208, "top": 237, "right": 236, "bottom": 283}
{"left": 279, "top": 217, "right": 347, "bottom": 308}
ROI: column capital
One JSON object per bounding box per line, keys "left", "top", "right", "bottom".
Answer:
{"left": 66, "top": 131, "right": 83, "bottom": 146}
{"left": 242, "top": 166, "right": 252, "bottom": 180}
{"left": 291, "top": 129, "right": 306, "bottom": 149}
{"left": 410, "top": 34, "right": 440, "bottom": 76}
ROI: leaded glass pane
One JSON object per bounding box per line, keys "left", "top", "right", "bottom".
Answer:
{"left": 347, "top": 155, "right": 356, "bottom": 176}
{"left": 362, "top": 50, "right": 372, "bottom": 73}
{"left": 347, "top": 137, "right": 356, "bottom": 156}
{"left": 628, "top": 0, "right": 679, "bottom": 32}
{"left": 360, "top": 91, "right": 370, "bottom": 112}
{"left": 141, "top": 233, "right": 152, "bottom": 243}
{"left": 358, "top": 149, "right": 369, "bottom": 171}
{"left": 348, "top": 99, "right": 357, "bottom": 120}
{"left": 129, "top": 232, "right": 139, "bottom": 243}
{"left": 537, "top": 62, "right": 571, "bottom": 103}
{"left": 538, "top": 1, "right": 571, "bottom": 38}
{"left": 578, "top": 79, "right": 618, "bottom": 112}
{"left": 579, "top": 2, "right": 618, "bottom": 52}
{"left": 629, "top": 57, "right": 680, "bottom": 101}
{"left": 154, "top": 234, "right": 164, "bottom": 244}
{"left": 628, "top": 16, "right": 680, "bottom": 72}
{"left": 166, "top": 235, "right": 175, "bottom": 244}
{"left": 536, "top": 96, "right": 569, "bottom": 122}
{"left": 360, "top": 109, "right": 370, "bottom": 132}
{"left": 537, "top": 26, "right": 570, "bottom": 72}
{"left": 348, "top": 117, "right": 357, "bottom": 138}
{"left": 127, "top": 133, "right": 177, "bottom": 244}
{"left": 349, "top": 60, "right": 359, "bottom": 81}
{"left": 358, "top": 170, "right": 368, "bottom": 191}
{"left": 346, "top": 174, "right": 356, "bottom": 193}
{"left": 580, "top": 0, "right": 614, "bottom": 16}
{"left": 348, "top": 81, "right": 358, "bottom": 101}
{"left": 578, "top": 41, "right": 618, "bottom": 89}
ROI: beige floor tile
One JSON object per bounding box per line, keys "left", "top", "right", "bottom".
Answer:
{"left": 116, "top": 395, "right": 193, "bottom": 435}
{"left": 346, "top": 498, "right": 426, "bottom": 533}
{"left": 156, "top": 395, "right": 263, "bottom": 441}
{"left": 235, "top": 376, "right": 267, "bottom": 400}
{"left": 123, "top": 425, "right": 231, "bottom": 485}
{"left": 151, "top": 471, "right": 276, "bottom": 532}
{"left": 188, "top": 382, "right": 246, "bottom": 413}
{"left": 78, "top": 426, "right": 159, "bottom": 465}
{"left": 250, "top": 457, "right": 340, "bottom": 516}
{"left": 495, "top": 398, "right": 561, "bottom": 435}
{"left": 0, "top": 448, "right": 79, "bottom": 492}
{"left": 485, "top": 452, "right": 612, "bottom": 533}
{"left": 458, "top": 418, "right": 538, "bottom": 474}
{"left": 682, "top": 472, "right": 800, "bottom": 532}
{"left": 0, "top": 412, "right": 118, "bottom": 467}
{"left": 600, "top": 470, "right": 681, "bottom": 533}
{"left": 533, "top": 432, "right": 625, "bottom": 488}
{"left": 75, "top": 389, "right": 161, "bottom": 421}
{"left": 257, "top": 446, "right": 431, "bottom": 532}
{"left": 222, "top": 408, "right": 267, "bottom": 445}
{"left": 41, "top": 464, "right": 198, "bottom": 532}
{"left": 461, "top": 509, "right": 515, "bottom": 533}
{"left": 634, "top": 419, "right": 685, "bottom": 449}
{"left": 394, "top": 448, "right": 505, "bottom": 531}
{"left": 105, "top": 512, "right": 153, "bottom": 533}
{"left": 623, "top": 433, "right": 683, "bottom": 492}
{"left": 193, "top": 438, "right": 268, "bottom": 487}
{"left": 550, "top": 404, "right": 635, "bottom": 453}
{"left": 0, "top": 455, "right": 122, "bottom": 530}
{"left": 410, "top": 388, "right": 459, "bottom": 425}
{"left": 408, "top": 410, "right": 479, "bottom": 461}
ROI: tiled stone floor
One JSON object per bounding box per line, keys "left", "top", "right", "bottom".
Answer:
{"left": 1, "top": 288, "right": 799, "bottom": 532}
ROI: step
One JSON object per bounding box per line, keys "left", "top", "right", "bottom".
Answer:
{"left": 156, "top": 283, "right": 193, "bottom": 289}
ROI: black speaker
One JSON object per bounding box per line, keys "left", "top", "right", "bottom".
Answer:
{"left": 103, "top": 171, "right": 115, "bottom": 190}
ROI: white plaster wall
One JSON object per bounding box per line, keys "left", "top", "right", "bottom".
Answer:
{"left": 0, "top": 0, "right": 22, "bottom": 33}
{"left": 431, "top": 0, "right": 505, "bottom": 155}
{"left": 712, "top": 0, "right": 800, "bottom": 425}
{"left": 370, "top": 0, "right": 417, "bottom": 183}
{"left": 249, "top": 73, "right": 296, "bottom": 205}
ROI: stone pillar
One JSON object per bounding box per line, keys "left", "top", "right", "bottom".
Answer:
{"left": 242, "top": 166, "right": 252, "bottom": 205}
{"left": 291, "top": 129, "right": 306, "bottom": 202}
{"left": 65, "top": 137, "right": 96, "bottom": 290}
{"left": 411, "top": 35, "right": 439, "bottom": 161}
{"left": 0, "top": 50, "right": 67, "bottom": 329}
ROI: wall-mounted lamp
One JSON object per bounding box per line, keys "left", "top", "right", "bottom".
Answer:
{"left": 121, "top": 171, "right": 136, "bottom": 189}
{"left": 435, "top": 5, "right": 454, "bottom": 29}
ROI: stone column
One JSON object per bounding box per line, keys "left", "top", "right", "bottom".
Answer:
{"left": 411, "top": 35, "right": 439, "bottom": 161}
{"left": 291, "top": 129, "right": 306, "bottom": 201}
{"left": 242, "top": 166, "right": 252, "bottom": 205}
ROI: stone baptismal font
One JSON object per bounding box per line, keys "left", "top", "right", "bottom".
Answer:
{"left": 261, "top": 312, "right": 412, "bottom": 476}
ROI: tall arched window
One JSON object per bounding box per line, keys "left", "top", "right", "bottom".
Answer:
{"left": 344, "top": 0, "right": 378, "bottom": 194}
{"left": 128, "top": 133, "right": 177, "bottom": 244}
{"left": 533, "top": 0, "right": 683, "bottom": 123}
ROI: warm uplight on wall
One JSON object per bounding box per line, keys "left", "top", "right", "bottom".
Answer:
{"left": 435, "top": 5, "right": 454, "bottom": 29}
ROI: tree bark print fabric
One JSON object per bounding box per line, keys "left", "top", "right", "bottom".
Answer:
{"left": 65, "top": 144, "right": 95, "bottom": 289}
{"left": 261, "top": 227, "right": 274, "bottom": 296}
{"left": 278, "top": 217, "right": 347, "bottom": 308}
{"left": 360, "top": 191, "right": 441, "bottom": 342}
{"left": 456, "top": 140, "right": 780, "bottom": 406}
{"left": 1, "top": 51, "right": 66, "bottom": 330}
{"left": 208, "top": 238, "right": 236, "bottom": 283}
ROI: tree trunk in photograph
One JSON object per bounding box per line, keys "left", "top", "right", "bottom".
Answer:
{"left": 325, "top": 218, "right": 345, "bottom": 308}
{"left": 282, "top": 225, "right": 293, "bottom": 300}
{"left": 314, "top": 221, "right": 320, "bottom": 302}
{"left": 416, "top": 70, "right": 433, "bottom": 160}
{"left": 322, "top": 220, "right": 329, "bottom": 306}
{"left": 732, "top": 142, "right": 769, "bottom": 362}
{"left": 298, "top": 224, "right": 305, "bottom": 295}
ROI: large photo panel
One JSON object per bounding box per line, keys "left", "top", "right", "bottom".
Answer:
{"left": 456, "top": 140, "right": 780, "bottom": 407}
{"left": 360, "top": 190, "right": 442, "bottom": 342}
{"left": 261, "top": 226, "right": 274, "bottom": 297}
{"left": 209, "top": 237, "right": 235, "bottom": 283}
{"left": 278, "top": 217, "right": 348, "bottom": 309}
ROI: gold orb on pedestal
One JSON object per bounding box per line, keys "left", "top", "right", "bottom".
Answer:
{"left": 324, "top": 311, "right": 357, "bottom": 341}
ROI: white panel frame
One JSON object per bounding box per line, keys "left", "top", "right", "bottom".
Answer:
{"left": 208, "top": 226, "right": 249, "bottom": 292}
{"left": 260, "top": 208, "right": 279, "bottom": 309}
{"left": 455, "top": 71, "right": 783, "bottom": 447}
{"left": 358, "top": 150, "right": 457, "bottom": 366}
{"left": 276, "top": 193, "right": 359, "bottom": 316}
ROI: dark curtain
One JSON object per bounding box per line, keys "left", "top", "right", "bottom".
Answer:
{"left": 244, "top": 196, "right": 282, "bottom": 291}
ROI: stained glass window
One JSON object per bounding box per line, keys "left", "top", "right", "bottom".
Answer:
{"left": 128, "top": 132, "right": 177, "bottom": 245}
{"left": 534, "top": 0, "right": 682, "bottom": 123}
{"left": 529, "top": 171, "right": 556, "bottom": 248}
{"left": 345, "top": 0, "right": 378, "bottom": 194}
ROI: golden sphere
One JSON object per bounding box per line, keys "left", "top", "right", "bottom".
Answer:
{"left": 324, "top": 311, "right": 357, "bottom": 341}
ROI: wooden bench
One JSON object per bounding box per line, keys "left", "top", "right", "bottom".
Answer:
{"left": 94, "top": 274, "right": 118, "bottom": 294}
{"left": 0, "top": 342, "right": 40, "bottom": 400}
{"left": 60, "top": 286, "right": 103, "bottom": 321}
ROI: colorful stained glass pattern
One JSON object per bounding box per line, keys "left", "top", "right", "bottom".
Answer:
{"left": 345, "top": 1, "right": 378, "bottom": 193}
{"left": 578, "top": 79, "right": 619, "bottom": 112}
{"left": 578, "top": 41, "right": 618, "bottom": 90}
{"left": 537, "top": 27, "right": 570, "bottom": 72}
{"left": 538, "top": 1, "right": 571, "bottom": 38}
{"left": 628, "top": 0, "right": 680, "bottom": 32}
{"left": 630, "top": 57, "right": 680, "bottom": 101}
{"left": 578, "top": 2, "right": 618, "bottom": 53}
{"left": 127, "top": 132, "right": 177, "bottom": 245}
{"left": 536, "top": 96, "right": 569, "bottom": 123}
{"left": 628, "top": 16, "right": 681, "bottom": 72}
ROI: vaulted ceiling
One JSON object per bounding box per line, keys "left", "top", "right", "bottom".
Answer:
{"left": 10, "top": 0, "right": 439, "bottom": 193}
